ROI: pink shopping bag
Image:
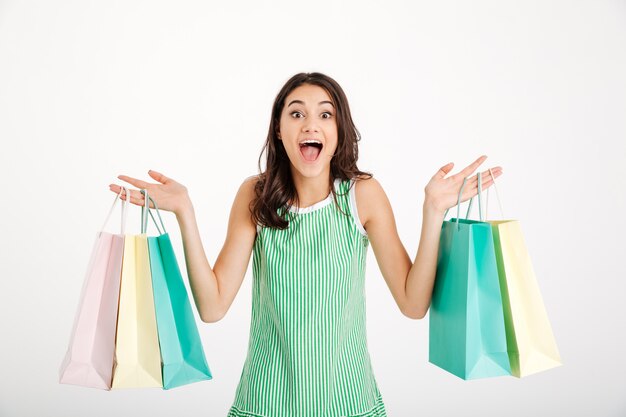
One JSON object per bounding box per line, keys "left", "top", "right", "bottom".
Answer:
{"left": 59, "top": 187, "right": 130, "bottom": 389}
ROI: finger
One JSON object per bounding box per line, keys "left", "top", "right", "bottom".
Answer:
{"left": 454, "top": 155, "right": 488, "bottom": 180}
{"left": 109, "top": 184, "right": 141, "bottom": 200}
{"left": 482, "top": 169, "right": 503, "bottom": 190}
{"left": 109, "top": 183, "right": 137, "bottom": 197}
{"left": 117, "top": 174, "right": 152, "bottom": 189}
{"left": 483, "top": 167, "right": 503, "bottom": 187}
{"left": 434, "top": 162, "right": 454, "bottom": 179}
{"left": 108, "top": 183, "right": 126, "bottom": 197}
{"left": 109, "top": 184, "right": 150, "bottom": 207}
{"left": 465, "top": 166, "right": 503, "bottom": 187}
{"left": 463, "top": 167, "right": 503, "bottom": 194}
{"left": 148, "top": 169, "right": 170, "bottom": 184}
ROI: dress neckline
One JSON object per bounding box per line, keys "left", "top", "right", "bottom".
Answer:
{"left": 287, "top": 178, "right": 341, "bottom": 214}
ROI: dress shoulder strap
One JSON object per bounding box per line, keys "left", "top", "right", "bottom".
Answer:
{"left": 347, "top": 177, "right": 368, "bottom": 237}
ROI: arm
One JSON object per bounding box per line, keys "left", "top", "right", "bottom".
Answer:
{"left": 177, "top": 175, "right": 258, "bottom": 322}
{"left": 358, "top": 156, "right": 502, "bottom": 319}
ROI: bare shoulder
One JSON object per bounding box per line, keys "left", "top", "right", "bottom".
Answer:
{"left": 234, "top": 174, "right": 260, "bottom": 227}
{"left": 240, "top": 174, "right": 261, "bottom": 198}
{"left": 352, "top": 175, "right": 389, "bottom": 230}
{"left": 243, "top": 173, "right": 260, "bottom": 187}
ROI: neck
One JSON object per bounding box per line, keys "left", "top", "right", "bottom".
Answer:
{"left": 290, "top": 170, "right": 333, "bottom": 208}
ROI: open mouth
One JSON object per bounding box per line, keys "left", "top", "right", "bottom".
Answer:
{"left": 299, "top": 142, "right": 323, "bottom": 162}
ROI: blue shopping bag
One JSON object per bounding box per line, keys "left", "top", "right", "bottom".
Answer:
{"left": 141, "top": 190, "right": 213, "bottom": 389}
{"left": 429, "top": 174, "right": 511, "bottom": 380}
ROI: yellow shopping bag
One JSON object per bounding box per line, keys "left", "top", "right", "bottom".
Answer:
{"left": 485, "top": 169, "right": 562, "bottom": 377}
{"left": 111, "top": 196, "right": 163, "bottom": 388}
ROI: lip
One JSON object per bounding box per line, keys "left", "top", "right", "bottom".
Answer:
{"left": 298, "top": 137, "right": 324, "bottom": 146}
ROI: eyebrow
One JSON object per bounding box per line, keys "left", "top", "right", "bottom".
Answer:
{"left": 287, "top": 99, "right": 335, "bottom": 108}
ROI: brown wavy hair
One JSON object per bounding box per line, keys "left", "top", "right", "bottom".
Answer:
{"left": 250, "top": 72, "right": 373, "bottom": 230}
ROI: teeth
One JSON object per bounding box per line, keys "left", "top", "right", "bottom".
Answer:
{"left": 300, "top": 140, "right": 322, "bottom": 145}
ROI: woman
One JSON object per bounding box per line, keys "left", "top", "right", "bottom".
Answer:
{"left": 111, "top": 72, "right": 502, "bottom": 416}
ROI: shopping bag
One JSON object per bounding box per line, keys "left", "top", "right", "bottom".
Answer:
{"left": 429, "top": 174, "right": 511, "bottom": 380}
{"left": 111, "top": 191, "right": 163, "bottom": 389}
{"left": 59, "top": 187, "right": 129, "bottom": 390}
{"left": 141, "top": 191, "right": 212, "bottom": 389}
{"left": 485, "top": 170, "right": 562, "bottom": 377}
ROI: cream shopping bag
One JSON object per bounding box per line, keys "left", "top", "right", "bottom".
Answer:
{"left": 484, "top": 169, "right": 562, "bottom": 377}
{"left": 111, "top": 191, "right": 163, "bottom": 388}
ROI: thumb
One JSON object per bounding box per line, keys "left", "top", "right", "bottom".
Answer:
{"left": 148, "top": 169, "right": 169, "bottom": 184}
{"left": 435, "top": 162, "right": 454, "bottom": 179}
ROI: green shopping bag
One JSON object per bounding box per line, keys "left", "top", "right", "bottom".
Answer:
{"left": 141, "top": 190, "right": 213, "bottom": 389}
{"left": 429, "top": 174, "right": 511, "bottom": 380}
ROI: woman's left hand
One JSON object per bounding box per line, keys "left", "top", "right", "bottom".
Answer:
{"left": 423, "top": 155, "right": 503, "bottom": 214}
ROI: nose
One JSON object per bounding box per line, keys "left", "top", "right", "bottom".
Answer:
{"left": 302, "top": 118, "right": 320, "bottom": 132}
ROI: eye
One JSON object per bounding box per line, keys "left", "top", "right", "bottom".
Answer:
{"left": 290, "top": 111, "right": 304, "bottom": 118}
{"left": 321, "top": 112, "right": 333, "bottom": 119}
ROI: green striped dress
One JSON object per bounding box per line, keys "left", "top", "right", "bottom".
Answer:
{"left": 227, "top": 178, "right": 387, "bottom": 417}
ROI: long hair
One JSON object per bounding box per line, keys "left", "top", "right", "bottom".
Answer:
{"left": 250, "top": 72, "right": 373, "bottom": 230}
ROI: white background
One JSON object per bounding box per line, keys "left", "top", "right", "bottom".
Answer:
{"left": 1, "top": 1, "right": 625, "bottom": 416}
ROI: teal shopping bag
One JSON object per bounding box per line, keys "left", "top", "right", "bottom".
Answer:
{"left": 141, "top": 190, "right": 213, "bottom": 389}
{"left": 429, "top": 174, "right": 511, "bottom": 380}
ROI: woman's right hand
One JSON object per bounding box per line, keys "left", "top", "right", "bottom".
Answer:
{"left": 109, "top": 170, "right": 191, "bottom": 216}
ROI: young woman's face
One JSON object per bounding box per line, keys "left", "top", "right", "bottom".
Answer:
{"left": 278, "top": 84, "right": 338, "bottom": 179}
